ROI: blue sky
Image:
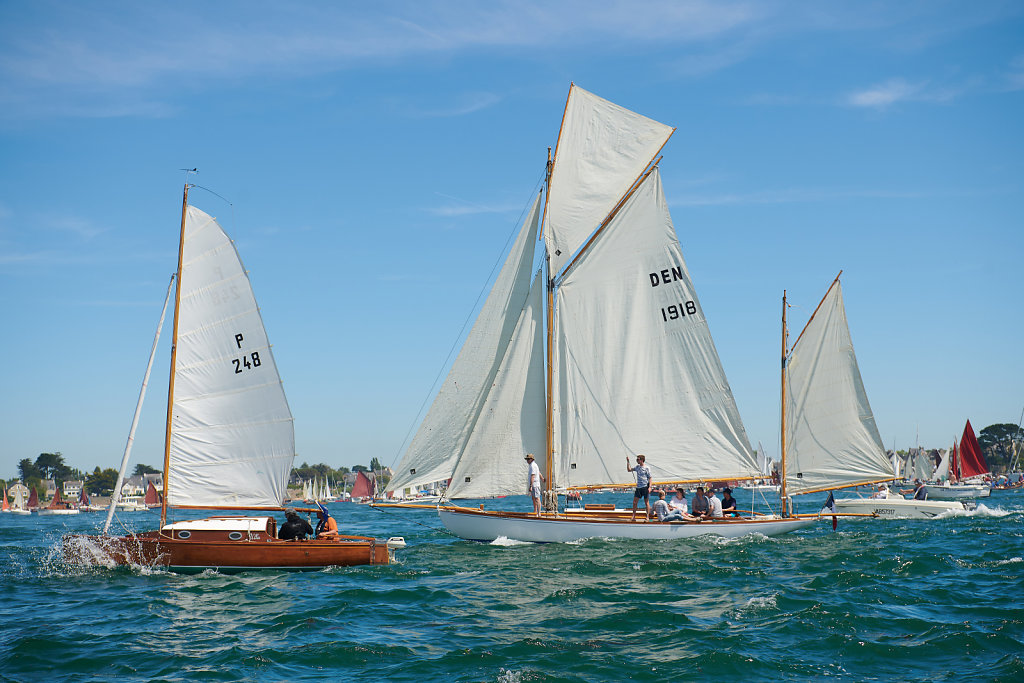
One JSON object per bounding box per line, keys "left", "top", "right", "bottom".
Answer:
{"left": 2, "top": 1, "right": 1022, "bottom": 475}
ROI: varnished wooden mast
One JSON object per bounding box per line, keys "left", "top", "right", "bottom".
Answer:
{"left": 160, "top": 183, "right": 190, "bottom": 528}
{"left": 780, "top": 290, "right": 789, "bottom": 516}
{"left": 544, "top": 147, "right": 556, "bottom": 509}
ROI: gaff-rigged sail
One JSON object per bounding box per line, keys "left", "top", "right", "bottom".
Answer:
{"left": 784, "top": 280, "right": 893, "bottom": 496}
{"left": 166, "top": 205, "right": 294, "bottom": 509}
{"left": 553, "top": 168, "right": 758, "bottom": 487}
{"left": 387, "top": 193, "right": 544, "bottom": 496}
{"left": 545, "top": 84, "right": 674, "bottom": 276}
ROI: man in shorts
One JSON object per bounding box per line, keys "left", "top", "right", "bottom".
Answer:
{"left": 525, "top": 453, "right": 544, "bottom": 515}
{"left": 626, "top": 454, "right": 653, "bottom": 521}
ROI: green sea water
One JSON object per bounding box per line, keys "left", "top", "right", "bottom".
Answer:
{"left": 2, "top": 489, "right": 1022, "bottom": 682}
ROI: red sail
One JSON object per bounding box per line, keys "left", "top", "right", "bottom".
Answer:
{"left": 48, "top": 487, "right": 65, "bottom": 509}
{"left": 351, "top": 471, "right": 374, "bottom": 499}
{"left": 958, "top": 420, "right": 989, "bottom": 479}
{"left": 78, "top": 488, "right": 90, "bottom": 507}
{"left": 27, "top": 487, "right": 38, "bottom": 509}
{"left": 145, "top": 480, "right": 160, "bottom": 506}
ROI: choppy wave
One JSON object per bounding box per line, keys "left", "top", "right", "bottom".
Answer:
{"left": 2, "top": 489, "right": 1023, "bottom": 681}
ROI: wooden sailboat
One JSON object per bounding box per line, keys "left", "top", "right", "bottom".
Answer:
{"left": 38, "top": 487, "right": 80, "bottom": 515}
{"left": 66, "top": 183, "right": 403, "bottom": 571}
{"left": 781, "top": 275, "right": 967, "bottom": 519}
{"left": 926, "top": 421, "right": 991, "bottom": 499}
{"left": 387, "top": 84, "right": 815, "bottom": 541}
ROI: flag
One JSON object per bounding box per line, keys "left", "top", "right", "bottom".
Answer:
{"left": 823, "top": 491, "right": 838, "bottom": 530}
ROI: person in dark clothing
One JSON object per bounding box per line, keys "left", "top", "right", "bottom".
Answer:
{"left": 721, "top": 488, "right": 738, "bottom": 516}
{"left": 279, "top": 508, "right": 314, "bottom": 540}
{"left": 913, "top": 479, "right": 928, "bottom": 501}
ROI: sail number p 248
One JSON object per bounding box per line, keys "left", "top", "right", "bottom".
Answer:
{"left": 231, "top": 333, "right": 262, "bottom": 374}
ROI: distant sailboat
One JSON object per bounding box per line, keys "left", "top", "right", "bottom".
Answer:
{"left": 66, "top": 183, "right": 403, "bottom": 571}
{"left": 781, "top": 274, "right": 967, "bottom": 519}
{"left": 927, "top": 421, "right": 991, "bottom": 500}
{"left": 387, "top": 84, "right": 814, "bottom": 541}
{"left": 9, "top": 483, "right": 31, "bottom": 515}
{"left": 38, "top": 487, "right": 80, "bottom": 516}
{"left": 1, "top": 487, "right": 9, "bottom": 513}
{"left": 144, "top": 480, "right": 161, "bottom": 508}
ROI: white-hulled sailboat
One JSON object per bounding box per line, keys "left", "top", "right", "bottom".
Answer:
{"left": 67, "top": 183, "right": 403, "bottom": 570}
{"left": 782, "top": 274, "right": 967, "bottom": 519}
{"left": 386, "top": 84, "right": 815, "bottom": 542}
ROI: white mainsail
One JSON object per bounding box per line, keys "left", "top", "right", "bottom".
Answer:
{"left": 446, "top": 271, "right": 547, "bottom": 498}
{"left": 784, "top": 280, "right": 893, "bottom": 496}
{"left": 553, "top": 168, "right": 758, "bottom": 486}
{"left": 933, "top": 448, "right": 951, "bottom": 481}
{"left": 387, "top": 193, "right": 544, "bottom": 496}
{"left": 166, "top": 205, "right": 295, "bottom": 509}
{"left": 545, "top": 85, "right": 674, "bottom": 275}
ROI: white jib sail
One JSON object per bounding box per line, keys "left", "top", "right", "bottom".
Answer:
{"left": 785, "top": 281, "right": 893, "bottom": 496}
{"left": 167, "top": 205, "right": 295, "bottom": 508}
{"left": 932, "top": 448, "right": 950, "bottom": 481}
{"left": 446, "top": 271, "right": 547, "bottom": 499}
{"left": 545, "top": 84, "right": 674, "bottom": 275}
{"left": 553, "top": 168, "right": 758, "bottom": 487}
{"left": 387, "top": 193, "right": 543, "bottom": 496}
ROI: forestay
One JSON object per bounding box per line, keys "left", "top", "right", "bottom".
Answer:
{"left": 784, "top": 281, "right": 893, "bottom": 495}
{"left": 167, "top": 206, "right": 294, "bottom": 508}
{"left": 553, "top": 168, "right": 759, "bottom": 487}
{"left": 387, "top": 194, "right": 545, "bottom": 496}
{"left": 545, "top": 85, "right": 674, "bottom": 275}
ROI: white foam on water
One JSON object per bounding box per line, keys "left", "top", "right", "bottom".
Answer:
{"left": 489, "top": 536, "right": 531, "bottom": 547}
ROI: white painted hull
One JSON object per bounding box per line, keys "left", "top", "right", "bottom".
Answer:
{"left": 438, "top": 507, "right": 815, "bottom": 542}
{"left": 36, "top": 508, "right": 80, "bottom": 515}
{"left": 834, "top": 497, "right": 966, "bottom": 519}
{"left": 924, "top": 484, "right": 990, "bottom": 500}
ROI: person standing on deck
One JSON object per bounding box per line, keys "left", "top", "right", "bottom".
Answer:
{"left": 626, "top": 454, "right": 653, "bottom": 521}
{"left": 525, "top": 454, "right": 545, "bottom": 516}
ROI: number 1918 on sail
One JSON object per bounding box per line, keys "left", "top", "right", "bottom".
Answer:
{"left": 661, "top": 301, "right": 697, "bottom": 322}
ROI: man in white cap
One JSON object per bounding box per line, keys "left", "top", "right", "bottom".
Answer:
{"left": 525, "top": 453, "right": 544, "bottom": 515}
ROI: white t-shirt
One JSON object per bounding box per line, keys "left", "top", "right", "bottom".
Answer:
{"left": 669, "top": 495, "right": 688, "bottom": 513}
{"left": 527, "top": 461, "right": 542, "bottom": 489}
{"left": 707, "top": 493, "right": 723, "bottom": 518}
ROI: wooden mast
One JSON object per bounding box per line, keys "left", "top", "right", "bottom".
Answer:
{"left": 544, "top": 146, "right": 556, "bottom": 511}
{"left": 780, "top": 290, "right": 789, "bottom": 516}
{"left": 160, "top": 182, "right": 190, "bottom": 528}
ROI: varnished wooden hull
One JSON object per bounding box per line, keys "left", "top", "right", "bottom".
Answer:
{"left": 65, "top": 531, "right": 390, "bottom": 573}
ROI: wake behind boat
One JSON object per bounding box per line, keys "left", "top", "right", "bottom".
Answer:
{"left": 65, "top": 183, "right": 403, "bottom": 571}
{"left": 386, "top": 84, "right": 815, "bottom": 542}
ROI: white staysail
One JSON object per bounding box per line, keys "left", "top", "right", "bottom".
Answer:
{"left": 446, "top": 271, "right": 547, "bottom": 499}
{"left": 387, "top": 194, "right": 543, "bottom": 496}
{"left": 784, "top": 280, "right": 893, "bottom": 496}
{"left": 545, "top": 84, "right": 674, "bottom": 275}
{"left": 553, "top": 168, "right": 758, "bottom": 487}
{"left": 933, "top": 448, "right": 950, "bottom": 481}
{"left": 167, "top": 205, "right": 295, "bottom": 509}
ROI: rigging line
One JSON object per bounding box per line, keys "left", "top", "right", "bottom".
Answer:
{"left": 386, "top": 170, "right": 547, "bottom": 470}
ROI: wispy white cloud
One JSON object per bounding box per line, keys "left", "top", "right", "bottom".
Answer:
{"left": 670, "top": 186, "right": 942, "bottom": 207}
{"left": 426, "top": 192, "right": 522, "bottom": 217}
{"left": 1006, "top": 55, "right": 1024, "bottom": 90}
{"left": 843, "top": 77, "right": 967, "bottom": 109}
{"left": 409, "top": 92, "right": 504, "bottom": 118}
